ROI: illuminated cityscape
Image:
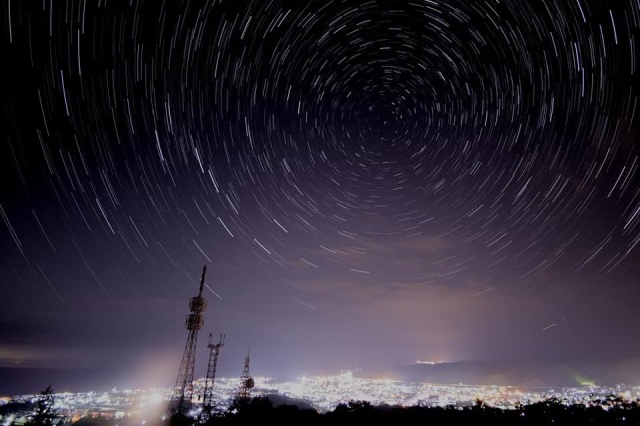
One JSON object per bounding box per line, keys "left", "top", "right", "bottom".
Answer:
{"left": 3, "top": 0, "right": 640, "bottom": 424}
{"left": 2, "top": 371, "right": 640, "bottom": 425}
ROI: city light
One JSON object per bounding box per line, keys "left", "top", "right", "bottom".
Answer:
{"left": 2, "top": 371, "right": 639, "bottom": 425}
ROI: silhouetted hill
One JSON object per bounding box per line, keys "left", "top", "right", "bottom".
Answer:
{"left": 387, "top": 358, "right": 640, "bottom": 388}
{"left": 204, "top": 396, "right": 640, "bottom": 426}
{"left": 262, "top": 393, "right": 316, "bottom": 410}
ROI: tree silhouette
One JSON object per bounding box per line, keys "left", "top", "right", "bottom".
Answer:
{"left": 29, "top": 385, "right": 56, "bottom": 426}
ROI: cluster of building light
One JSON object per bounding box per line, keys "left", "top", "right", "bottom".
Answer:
{"left": 2, "top": 372, "right": 640, "bottom": 425}
{"left": 244, "top": 371, "right": 640, "bottom": 413}
{"left": 0, "top": 388, "right": 167, "bottom": 426}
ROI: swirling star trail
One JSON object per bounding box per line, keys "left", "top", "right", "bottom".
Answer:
{"left": 1, "top": 0, "right": 640, "bottom": 393}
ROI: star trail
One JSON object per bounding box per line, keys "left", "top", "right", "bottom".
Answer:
{"left": 1, "top": 0, "right": 640, "bottom": 394}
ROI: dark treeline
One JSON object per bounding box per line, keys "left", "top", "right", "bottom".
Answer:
{"left": 16, "top": 394, "right": 638, "bottom": 426}
{"left": 148, "top": 395, "right": 640, "bottom": 426}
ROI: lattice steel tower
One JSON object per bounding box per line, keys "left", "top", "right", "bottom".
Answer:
{"left": 167, "top": 265, "right": 208, "bottom": 418}
{"left": 237, "top": 351, "right": 254, "bottom": 400}
{"left": 201, "top": 333, "right": 225, "bottom": 419}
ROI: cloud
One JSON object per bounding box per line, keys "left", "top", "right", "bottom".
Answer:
{"left": 0, "top": 344, "right": 114, "bottom": 369}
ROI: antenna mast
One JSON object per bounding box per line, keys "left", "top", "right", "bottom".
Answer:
{"left": 237, "top": 351, "right": 254, "bottom": 400}
{"left": 167, "top": 265, "right": 208, "bottom": 418}
{"left": 201, "top": 333, "right": 225, "bottom": 419}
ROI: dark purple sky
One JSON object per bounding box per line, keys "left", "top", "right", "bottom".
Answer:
{"left": 2, "top": 0, "right": 640, "bottom": 395}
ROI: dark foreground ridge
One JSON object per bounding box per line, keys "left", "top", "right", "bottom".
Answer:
{"left": 88, "top": 396, "right": 640, "bottom": 426}
{"left": 7, "top": 389, "right": 640, "bottom": 426}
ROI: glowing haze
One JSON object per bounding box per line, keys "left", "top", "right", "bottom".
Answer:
{"left": 1, "top": 0, "right": 640, "bottom": 395}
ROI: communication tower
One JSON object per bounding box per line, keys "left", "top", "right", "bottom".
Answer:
{"left": 237, "top": 351, "right": 254, "bottom": 400}
{"left": 167, "top": 265, "right": 208, "bottom": 418}
{"left": 201, "top": 333, "right": 225, "bottom": 419}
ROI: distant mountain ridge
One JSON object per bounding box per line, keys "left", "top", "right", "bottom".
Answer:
{"left": 383, "top": 358, "right": 640, "bottom": 388}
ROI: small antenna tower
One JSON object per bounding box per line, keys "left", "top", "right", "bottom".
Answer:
{"left": 201, "top": 333, "right": 225, "bottom": 419}
{"left": 237, "top": 350, "right": 254, "bottom": 400}
{"left": 167, "top": 265, "right": 208, "bottom": 418}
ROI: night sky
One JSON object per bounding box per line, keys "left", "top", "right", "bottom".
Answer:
{"left": 2, "top": 0, "right": 640, "bottom": 395}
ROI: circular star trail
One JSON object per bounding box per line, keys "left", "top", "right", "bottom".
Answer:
{"left": 4, "top": 0, "right": 639, "bottom": 283}
{"left": 1, "top": 0, "right": 640, "bottom": 384}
